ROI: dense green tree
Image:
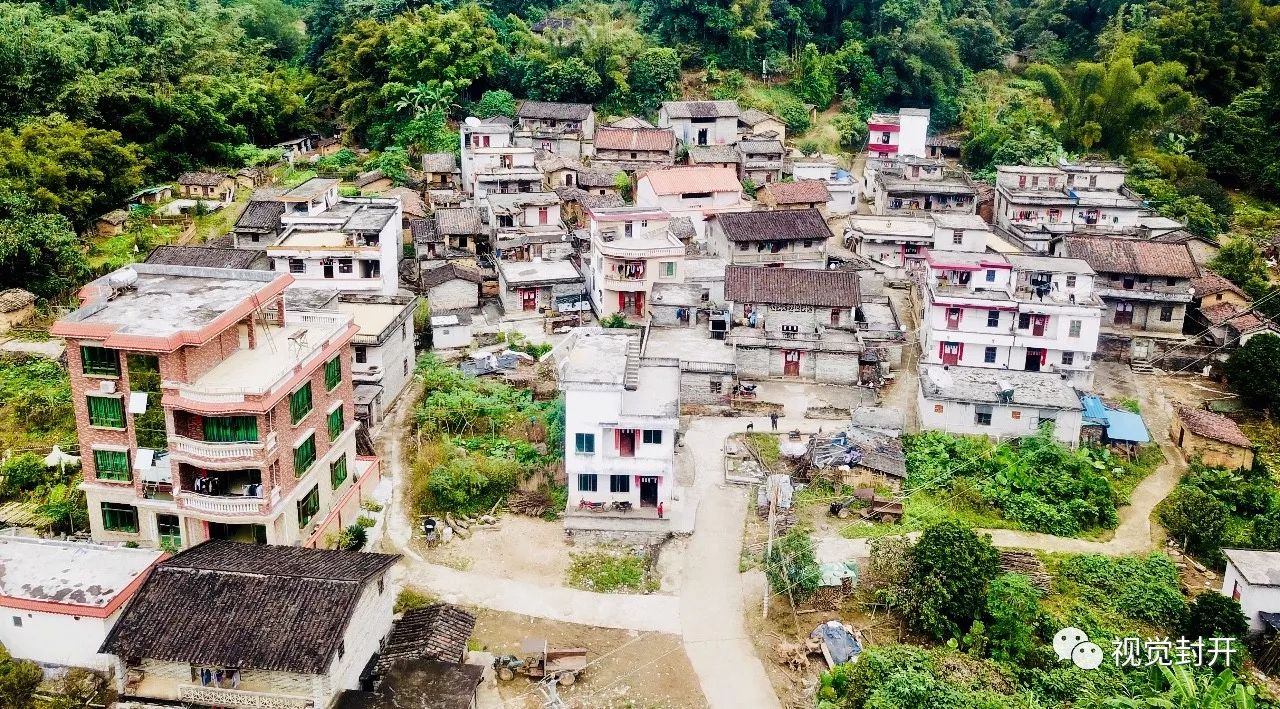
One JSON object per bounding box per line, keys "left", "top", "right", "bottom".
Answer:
{"left": 949, "top": 16, "right": 1007, "bottom": 71}
{"left": 1181, "top": 593, "right": 1250, "bottom": 645}
{"left": 904, "top": 521, "right": 1001, "bottom": 640}
{"left": 764, "top": 529, "right": 822, "bottom": 603}
{"left": 1225, "top": 334, "right": 1280, "bottom": 414}
{"left": 0, "top": 643, "right": 41, "bottom": 709}
{"left": 984, "top": 573, "right": 1042, "bottom": 663}
{"left": 793, "top": 43, "right": 838, "bottom": 108}
{"left": 1159, "top": 484, "right": 1231, "bottom": 561}
{"left": 1195, "top": 54, "right": 1280, "bottom": 196}
{"left": 866, "top": 21, "right": 967, "bottom": 127}
{"left": 472, "top": 90, "right": 518, "bottom": 119}
{"left": 234, "top": 0, "right": 306, "bottom": 61}
{"left": 628, "top": 48, "right": 682, "bottom": 114}
{"left": 0, "top": 194, "right": 89, "bottom": 299}
{"left": 1141, "top": 0, "right": 1280, "bottom": 105}
{"left": 1209, "top": 239, "right": 1271, "bottom": 297}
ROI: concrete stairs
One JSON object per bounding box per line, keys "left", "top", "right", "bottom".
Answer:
{"left": 623, "top": 336, "right": 641, "bottom": 390}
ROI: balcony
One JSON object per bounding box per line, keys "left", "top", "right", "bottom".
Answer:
{"left": 178, "top": 489, "right": 276, "bottom": 516}
{"left": 169, "top": 432, "right": 277, "bottom": 465}
{"left": 176, "top": 684, "right": 311, "bottom": 709}
{"left": 595, "top": 232, "right": 684, "bottom": 259}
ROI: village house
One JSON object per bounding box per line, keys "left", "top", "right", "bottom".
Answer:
{"left": 127, "top": 186, "right": 174, "bottom": 206}
{"left": 267, "top": 196, "right": 404, "bottom": 295}
{"left": 582, "top": 205, "right": 685, "bottom": 323}
{"left": 865, "top": 108, "right": 930, "bottom": 158}
{"left": 459, "top": 117, "right": 541, "bottom": 196}
{"left": 551, "top": 328, "right": 680, "bottom": 536}
{"left": 737, "top": 108, "right": 786, "bottom": 142}
{"left": 232, "top": 199, "right": 287, "bottom": 247}
{"left": 485, "top": 192, "right": 572, "bottom": 262}
{"left": 495, "top": 259, "right": 587, "bottom": 315}
{"left": 354, "top": 169, "right": 392, "bottom": 193}
{"left": 920, "top": 250, "right": 1104, "bottom": 387}
{"left": 1220, "top": 549, "right": 1280, "bottom": 631}
{"left": 724, "top": 266, "right": 865, "bottom": 382}
{"left": 235, "top": 167, "right": 270, "bottom": 191}
{"left": 687, "top": 144, "right": 742, "bottom": 173}
{"left": 610, "top": 115, "right": 655, "bottom": 129}
{"left": 0, "top": 288, "right": 36, "bottom": 333}
{"left": 739, "top": 139, "right": 786, "bottom": 186}
{"left": 1152, "top": 228, "right": 1221, "bottom": 267}
{"left": 409, "top": 220, "right": 444, "bottom": 260}
{"left": 847, "top": 214, "right": 988, "bottom": 276}
{"left": 593, "top": 126, "right": 676, "bottom": 172}
{"left": 925, "top": 135, "right": 963, "bottom": 161}
{"left": 793, "top": 161, "right": 857, "bottom": 215}
{"left": 1172, "top": 403, "right": 1255, "bottom": 470}
{"left": 177, "top": 172, "right": 236, "bottom": 204}
{"left": 707, "top": 209, "right": 831, "bottom": 269}
{"left": 1192, "top": 272, "right": 1251, "bottom": 309}
{"left": 555, "top": 186, "right": 625, "bottom": 229}
{"left": 429, "top": 207, "right": 486, "bottom": 255}
{"left": 384, "top": 186, "right": 427, "bottom": 242}
{"left": 96, "top": 210, "right": 130, "bottom": 237}
{"left": 101, "top": 542, "right": 400, "bottom": 709}
{"left": 634, "top": 166, "right": 748, "bottom": 239}
{"left": 1196, "top": 302, "right": 1280, "bottom": 349}
{"left": 50, "top": 264, "right": 372, "bottom": 549}
{"left": 419, "top": 152, "right": 459, "bottom": 190}
{"left": 0, "top": 538, "right": 163, "bottom": 672}
{"left": 871, "top": 156, "right": 977, "bottom": 216}
{"left": 658, "top": 100, "right": 741, "bottom": 146}
{"left": 420, "top": 262, "right": 482, "bottom": 312}
{"left": 930, "top": 213, "right": 994, "bottom": 251}
{"left": 275, "top": 177, "right": 340, "bottom": 218}
{"left": 1060, "top": 236, "right": 1199, "bottom": 336}
{"left": 335, "top": 293, "right": 419, "bottom": 429}
{"left": 757, "top": 180, "right": 833, "bottom": 215}
{"left": 514, "top": 101, "right": 596, "bottom": 158}
{"left": 145, "top": 245, "right": 270, "bottom": 271}
{"left": 918, "top": 364, "right": 1084, "bottom": 445}
{"left": 430, "top": 311, "right": 473, "bottom": 350}
{"left": 994, "top": 161, "right": 1149, "bottom": 251}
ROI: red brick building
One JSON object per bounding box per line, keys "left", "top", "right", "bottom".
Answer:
{"left": 52, "top": 264, "right": 377, "bottom": 549}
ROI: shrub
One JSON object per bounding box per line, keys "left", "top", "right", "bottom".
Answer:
{"left": 764, "top": 529, "right": 822, "bottom": 603}
{"left": 985, "top": 573, "right": 1042, "bottom": 662}
{"left": 1181, "top": 593, "right": 1249, "bottom": 643}
{"left": 566, "top": 548, "right": 654, "bottom": 593}
{"left": 425, "top": 452, "right": 519, "bottom": 514}
{"left": 904, "top": 522, "right": 1001, "bottom": 640}
{"left": 342, "top": 524, "right": 368, "bottom": 550}
{"left": 355, "top": 515, "right": 377, "bottom": 528}
{"left": 1159, "top": 485, "right": 1230, "bottom": 563}
{"left": 0, "top": 453, "right": 48, "bottom": 497}
{"left": 394, "top": 587, "right": 437, "bottom": 613}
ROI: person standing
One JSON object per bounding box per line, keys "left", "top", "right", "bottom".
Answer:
{"left": 770, "top": 412, "right": 779, "bottom": 431}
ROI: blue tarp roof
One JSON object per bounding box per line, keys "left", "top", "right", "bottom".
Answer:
{"left": 1080, "top": 395, "right": 1151, "bottom": 443}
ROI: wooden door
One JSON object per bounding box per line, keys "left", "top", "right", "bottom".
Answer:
{"left": 1114, "top": 302, "right": 1134, "bottom": 326}
{"left": 783, "top": 350, "right": 801, "bottom": 377}
{"left": 1031, "top": 315, "right": 1047, "bottom": 336}
{"left": 1025, "top": 348, "right": 1043, "bottom": 371}
{"left": 945, "top": 308, "right": 962, "bottom": 330}
{"left": 520, "top": 288, "right": 538, "bottom": 311}
{"left": 941, "top": 342, "right": 961, "bottom": 365}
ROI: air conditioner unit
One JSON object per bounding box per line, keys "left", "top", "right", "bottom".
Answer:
{"left": 99, "top": 381, "right": 117, "bottom": 394}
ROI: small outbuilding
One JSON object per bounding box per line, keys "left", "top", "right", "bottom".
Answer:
{"left": 430, "top": 312, "right": 474, "bottom": 350}
{"left": 1171, "top": 403, "right": 1254, "bottom": 470}
{"left": 1221, "top": 549, "right": 1280, "bottom": 631}
{"left": 95, "top": 209, "right": 130, "bottom": 236}
{"left": 0, "top": 288, "right": 37, "bottom": 332}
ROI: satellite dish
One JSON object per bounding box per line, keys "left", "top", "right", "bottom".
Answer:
{"left": 464, "top": 117, "right": 482, "bottom": 127}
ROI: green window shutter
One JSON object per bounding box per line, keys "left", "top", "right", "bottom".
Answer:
{"left": 157, "top": 514, "right": 182, "bottom": 548}
{"left": 93, "top": 450, "right": 131, "bottom": 482}
{"left": 87, "top": 396, "right": 125, "bottom": 428}
{"left": 325, "top": 357, "right": 341, "bottom": 390}
{"left": 331, "top": 455, "right": 348, "bottom": 489}
{"left": 290, "top": 383, "right": 313, "bottom": 425}
{"left": 101, "top": 503, "right": 138, "bottom": 532}
{"left": 294, "top": 434, "right": 316, "bottom": 476}
{"left": 328, "top": 407, "right": 344, "bottom": 441}
{"left": 204, "top": 416, "right": 259, "bottom": 443}
{"left": 297, "top": 485, "right": 320, "bottom": 528}
{"left": 80, "top": 346, "right": 120, "bottom": 376}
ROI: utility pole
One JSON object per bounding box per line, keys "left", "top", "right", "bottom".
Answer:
{"left": 762, "top": 477, "right": 776, "bottom": 619}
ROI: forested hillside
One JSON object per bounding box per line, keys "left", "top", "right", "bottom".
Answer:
{"left": 0, "top": 0, "right": 1277, "bottom": 298}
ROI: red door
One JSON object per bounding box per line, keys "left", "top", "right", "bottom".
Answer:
{"left": 1031, "top": 315, "right": 1047, "bottom": 336}
{"left": 940, "top": 342, "right": 962, "bottom": 365}
{"left": 945, "top": 308, "right": 962, "bottom": 330}
{"left": 520, "top": 288, "right": 538, "bottom": 311}
{"left": 616, "top": 429, "right": 636, "bottom": 457}
{"left": 783, "top": 350, "right": 801, "bottom": 377}
{"left": 635, "top": 291, "right": 645, "bottom": 317}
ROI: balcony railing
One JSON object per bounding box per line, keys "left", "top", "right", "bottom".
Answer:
{"left": 177, "top": 684, "right": 311, "bottom": 709}
{"left": 177, "top": 492, "right": 269, "bottom": 516}
{"left": 169, "top": 432, "right": 277, "bottom": 462}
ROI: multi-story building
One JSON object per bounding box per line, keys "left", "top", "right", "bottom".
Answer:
{"left": 592, "top": 126, "right": 676, "bottom": 173}
{"left": 51, "top": 264, "right": 370, "bottom": 550}
{"left": 484, "top": 192, "right": 572, "bottom": 262}
{"left": 739, "top": 139, "right": 786, "bottom": 185}
{"left": 514, "top": 101, "right": 596, "bottom": 158}
{"left": 265, "top": 196, "right": 403, "bottom": 295}
{"left": 334, "top": 293, "right": 420, "bottom": 429}
{"left": 658, "top": 100, "right": 741, "bottom": 146}
{"left": 918, "top": 364, "right": 1084, "bottom": 445}
{"left": 634, "top": 166, "right": 749, "bottom": 240}
{"left": 920, "top": 251, "right": 1103, "bottom": 387}
{"left": 552, "top": 328, "right": 679, "bottom": 532}
{"left": 459, "top": 117, "right": 541, "bottom": 196}
{"left": 582, "top": 206, "right": 685, "bottom": 323}
{"left": 707, "top": 209, "right": 831, "bottom": 269}
{"left": 865, "top": 108, "right": 930, "bottom": 158}
{"left": 994, "top": 162, "right": 1149, "bottom": 251}
{"left": 1060, "top": 236, "right": 1200, "bottom": 336}
{"left": 847, "top": 215, "right": 937, "bottom": 275}
{"left": 871, "top": 156, "right": 977, "bottom": 216}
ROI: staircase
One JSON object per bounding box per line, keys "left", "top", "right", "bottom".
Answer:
{"left": 1130, "top": 357, "right": 1156, "bottom": 374}
{"left": 623, "top": 336, "right": 641, "bottom": 390}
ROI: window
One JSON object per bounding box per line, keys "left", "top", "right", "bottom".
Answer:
{"left": 1069, "top": 320, "right": 1082, "bottom": 338}
{"left": 987, "top": 310, "right": 1000, "bottom": 328}
{"left": 328, "top": 406, "right": 344, "bottom": 440}
{"left": 974, "top": 405, "right": 993, "bottom": 427}
{"left": 325, "top": 356, "right": 341, "bottom": 390}
{"left": 12, "top": 617, "right": 20, "bottom": 627}
{"left": 290, "top": 383, "right": 313, "bottom": 424}
{"left": 984, "top": 347, "right": 998, "bottom": 364}
{"left": 949, "top": 230, "right": 964, "bottom": 245}
{"left": 158, "top": 514, "right": 181, "bottom": 548}
{"left": 102, "top": 502, "right": 139, "bottom": 533}
{"left": 289, "top": 259, "right": 305, "bottom": 274}
{"left": 985, "top": 269, "right": 996, "bottom": 282}
{"left": 94, "top": 450, "right": 130, "bottom": 482}
{"left": 1159, "top": 305, "right": 1175, "bottom": 322}
{"left": 401, "top": 322, "right": 408, "bottom": 341}
{"left": 1062, "top": 352, "right": 1075, "bottom": 365}
{"left": 662, "top": 261, "right": 676, "bottom": 277}
{"left": 338, "top": 258, "right": 353, "bottom": 274}
{"left": 1065, "top": 275, "right": 1077, "bottom": 288}
{"left": 204, "top": 416, "right": 258, "bottom": 443}
{"left": 803, "top": 240, "right": 813, "bottom": 248}
{"left": 1031, "top": 176, "right": 1040, "bottom": 187}
{"left": 933, "top": 404, "right": 944, "bottom": 413}
{"left": 87, "top": 395, "right": 125, "bottom": 428}
{"left": 610, "top": 475, "right": 630, "bottom": 493}
{"left": 574, "top": 433, "right": 595, "bottom": 454}
{"left": 737, "top": 241, "right": 749, "bottom": 251}
{"left": 710, "top": 379, "right": 722, "bottom": 394}
{"left": 297, "top": 485, "right": 320, "bottom": 528}
{"left": 643, "top": 429, "right": 663, "bottom": 445}
{"left": 80, "top": 345, "right": 120, "bottom": 376}
{"left": 294, "top": 434, "right": 316, "bottom": 476}
{"left": 331, "top": 454, "right": 348, "bottom": 489}
{"left": 1017, "top": 314, "right": 1031, "bottom": 330}
{"left": 577, "top": 473, "right": 598, "bottom": 492}
{"left": 1167, "top": 277, "right": 1177, "bottom": 286}
{"left": 355, "top": 346, "right": 368, "bottom": 364}
{"left": 403, "top": 359, "right": 409, "bottom": 376}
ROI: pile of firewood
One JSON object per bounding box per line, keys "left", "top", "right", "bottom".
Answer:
{"left": 507, "top": 490, "right": 552, "bottom": 517}
{"left": 999, "top": 550, "right": 1051, "bottom": 592}
{"left": 443, "top": 510, "right": 499, "bottom": 539}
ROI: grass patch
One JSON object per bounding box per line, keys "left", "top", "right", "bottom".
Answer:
{"left": 840, "top": 491, "right": 1019, "bottom": 539}
{"left": 744, "top": 432, "right": 782, "bottom": 468}
{"left": 566, "top": 547, "right": 657, "bottom": 593}
{"left": 0, "top": 354, "right": 76, "bottom": 452}
{"left": 394, "top": 587, "right": 439, "bottom": 613}
{"left": 1040, "top": 552, "right": 1185, "bottom": 641}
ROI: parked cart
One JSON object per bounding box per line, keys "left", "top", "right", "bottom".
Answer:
{"left": 494, "top": 638, "right": 588, "bottom": 686}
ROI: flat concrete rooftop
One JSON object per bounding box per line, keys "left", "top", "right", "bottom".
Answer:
{"left": 276, "top": 230, "right": 351, "bottom": 248}
{"left": 186, "top": 313, "right": 349, "bottom": 395}
{"left": 0, "top": 537, "right": 163, "bottom": 609}
{"left": 337, "top": 300, "right": 407, "bottom": 338}
{"left": 560, "top": 330, "right": 633, "bottom": 386}
{"left": 622, "top": 364, "right": 680, "bottom": 417}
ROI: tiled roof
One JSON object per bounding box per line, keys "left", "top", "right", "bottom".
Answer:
{"left": 421, "top": 153, "right": 456, "bottom": 173}
{"left": 688, "top": 145, "right": 741, "bottom": 164}
{"left": 356, "top": 169, "right": 386, "bottom": 187}
{"left": 422, "top": 263, "right": 483, "bottom": 289}
{"left": 1202, "top": 302, "right": 1273, "bottom": 334}
{"left": 99, "top": 209, "right": 129, "bottom": 225}
{"left": 725, "top": 265, "right": 859, "bottom": 307}
{"left": 661, "top": 100, "right": 740, "bottom": 118}
{"left": 434, "top": 208, "right": 483, "bottom": 235}
{"left": 385, "top": 187, "right": 427, "bottom": 218}
{"left": 555, "top": 186, "right": 625, "bottom": 209}
{"left": 1192, "top": 273, "right": 1247, "bottom": 299}
{"left": 641, "top": 166, "right": 741, "bottom": 195}
{"left": 410, "top": 219, "right": 440, "bottom": 243}
{"left": 595, "top": 127, "right": 675, "bottom": 152}
{"left": 373, "top": 604, "right": 476, "bottom": 674}
{"left": 338, "top": 660, "right": 484, "bottom": 709}
{"left": 609, "top": 116, "right": 655, "bottom": 129}
{"left": 235, "top": 200, "right": 285, "bottom": 231}
{"left": 1061, "top": 236, "right": 1199, "bottom": 279}
{"left": 145, "top": 245, "right": 265, "bottom": 270}
{"left": 739, "top": 139, "right": 784, "bottom": 155}
{"left": 714, "top": 208, "right": 831, "bottom": 242}
{"left": 0, "top": 288, "right": 35, "bottom": 312}
{"left": 761, "top": 180, "right": 832, "bottom": 205}
{"left": 739, "top": 108, "right": 780, "bottom": 126}
{"left": 1174, "top": 403, "right": 1252, "bottom": 448}
{"left": 518, "top": 101, "right": 593, "bottom": 121}
{"left": 178, "top": 171, "right": 228, "bottom": 186}
{"left": 577, "top": 163, "right": 625, "bottom": 188}
{"left": 99, "top": 542, "right": 399, "bottom": 674}
{"left": 669, "top": 216, "right": 696, "bottom": 241}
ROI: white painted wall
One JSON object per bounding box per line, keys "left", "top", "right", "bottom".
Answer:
{"left": 898, "top": 113, "right": 929, "bottom": 158}
{"left": 0, "top": 609, "right": 117, "bottom": 671}
{"left": 917, "top": 388, "right": 1083, "bottom": 444}
{"left": 1222, "top": 561, "right": 1280, "bottom": 631}
{"left": 563, "top": 388, "right": 677, "bottom": 510}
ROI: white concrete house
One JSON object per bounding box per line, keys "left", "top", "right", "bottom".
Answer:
{"left": 0, "top": 537, "right": 163, "bottom": 672}
{"left": 847, "top": 215, "right": 935, "bottom": 275}
{"left": 994, "top": 161, "right": 1150, "bottom": 252}
{"left": 1222, "top": 549, "right": 1280, "bottom": 631}
{"left": 551, "top": 329, "right": 680, "bottom": 530}
{"left": 792, "top": 161, "right": 857, "bottom": 215}
{"left": 582, "top": 206, "right": 685, "bottom": 323}
{"left": 918, "top": 364, "right": 1084, "bottom": 444}
{"left": 430, "top": 312, "right": 473, "bottom": 350}
{"left": 335, "top": 293, "right": 419, "bottom": 429}
{"left": 866, "top": 109, "right": 930, "bottom": 158}
{"left": 634, "top": 166, "right": 748, "bottom": 240}
{"left": 268, "top": 197, "right": 403, "bottom": 295}
{"left": 513, "top": 101, "right": 596, "bottom": 158}
{"left": 658, "top": 100, "right": 740, "bottom": 146}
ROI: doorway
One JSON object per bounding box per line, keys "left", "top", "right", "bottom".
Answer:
{"left": 1114, "top": 302, "right": 1134, "bottom": 326}
{"left": 783, "top": 350, "right": 801, "bottom": 377}
{"left": 1031, "top": 315, "right": 1046, "bottom": 336}
{"left": 617, "top": 429, "right": 636, "bottom": 458}
{"left": 696, "top": 128, "right": 709, "bottom": 145}
{"left": 1025, "top": 348, "right": 1043, "bottom": 371}
{"left": 520, "top": 288, "right": 538, "bottom": 311}
{"left": 941, "top": 342, "right": 961, "bottom": 365}
{"left": 639, "top": 477, "right": 659, "bottom": 507}
{"left": 323, "top": 260, "right": 334, "bottom": 278}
